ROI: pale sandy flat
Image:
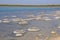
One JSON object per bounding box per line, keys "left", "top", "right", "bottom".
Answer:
{"left": 48, "top": 36, "right": 60, "bottom": 40}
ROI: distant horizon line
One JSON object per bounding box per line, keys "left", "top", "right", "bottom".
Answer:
{"left": 0, "top": 4, "right": 60, "bottom": 7}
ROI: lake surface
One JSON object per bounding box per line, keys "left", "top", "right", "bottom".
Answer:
{"left": 0, "top": 7, "right": 60, "bottom": 40}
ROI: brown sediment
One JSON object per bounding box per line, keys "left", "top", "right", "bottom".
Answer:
{"left": 47, "top": 36, "right": 60, "bottom": 40}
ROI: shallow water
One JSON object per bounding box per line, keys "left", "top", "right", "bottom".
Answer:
{"left": 0, "top": 7, "right": 60, "bottom": 40}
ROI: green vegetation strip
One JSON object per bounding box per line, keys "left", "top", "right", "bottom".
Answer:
{"left": 0, "top": 4, "right": 60, "bottom": 7}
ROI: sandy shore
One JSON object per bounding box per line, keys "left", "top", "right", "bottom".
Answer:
{"left": 48, "top": 36, "right": 60, "bottom": 40}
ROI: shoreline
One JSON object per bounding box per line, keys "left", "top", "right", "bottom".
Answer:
{"left": 0, "top": 4, "right": 60, "bottom": 7}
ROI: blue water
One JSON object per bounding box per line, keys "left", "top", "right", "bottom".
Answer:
{"left": 0, "top": 7, "right": 60, "bottom": 17}
{"left": 0, "top": 7, "right": 60, "bottom": 12}
{"left": 0, "top": 7, "right": 60, "bottom": 40}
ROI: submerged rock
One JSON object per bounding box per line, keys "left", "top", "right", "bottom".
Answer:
{"left": 27, "top": 27, "right": 40, "bottom": 32}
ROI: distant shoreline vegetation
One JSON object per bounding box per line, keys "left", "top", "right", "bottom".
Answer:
{"left": 0, "top": 4, "right": 60, "bottom": 7}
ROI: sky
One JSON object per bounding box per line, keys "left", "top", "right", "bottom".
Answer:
{"left": 0, "top": 0, "right": 60, "bottom": 5}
